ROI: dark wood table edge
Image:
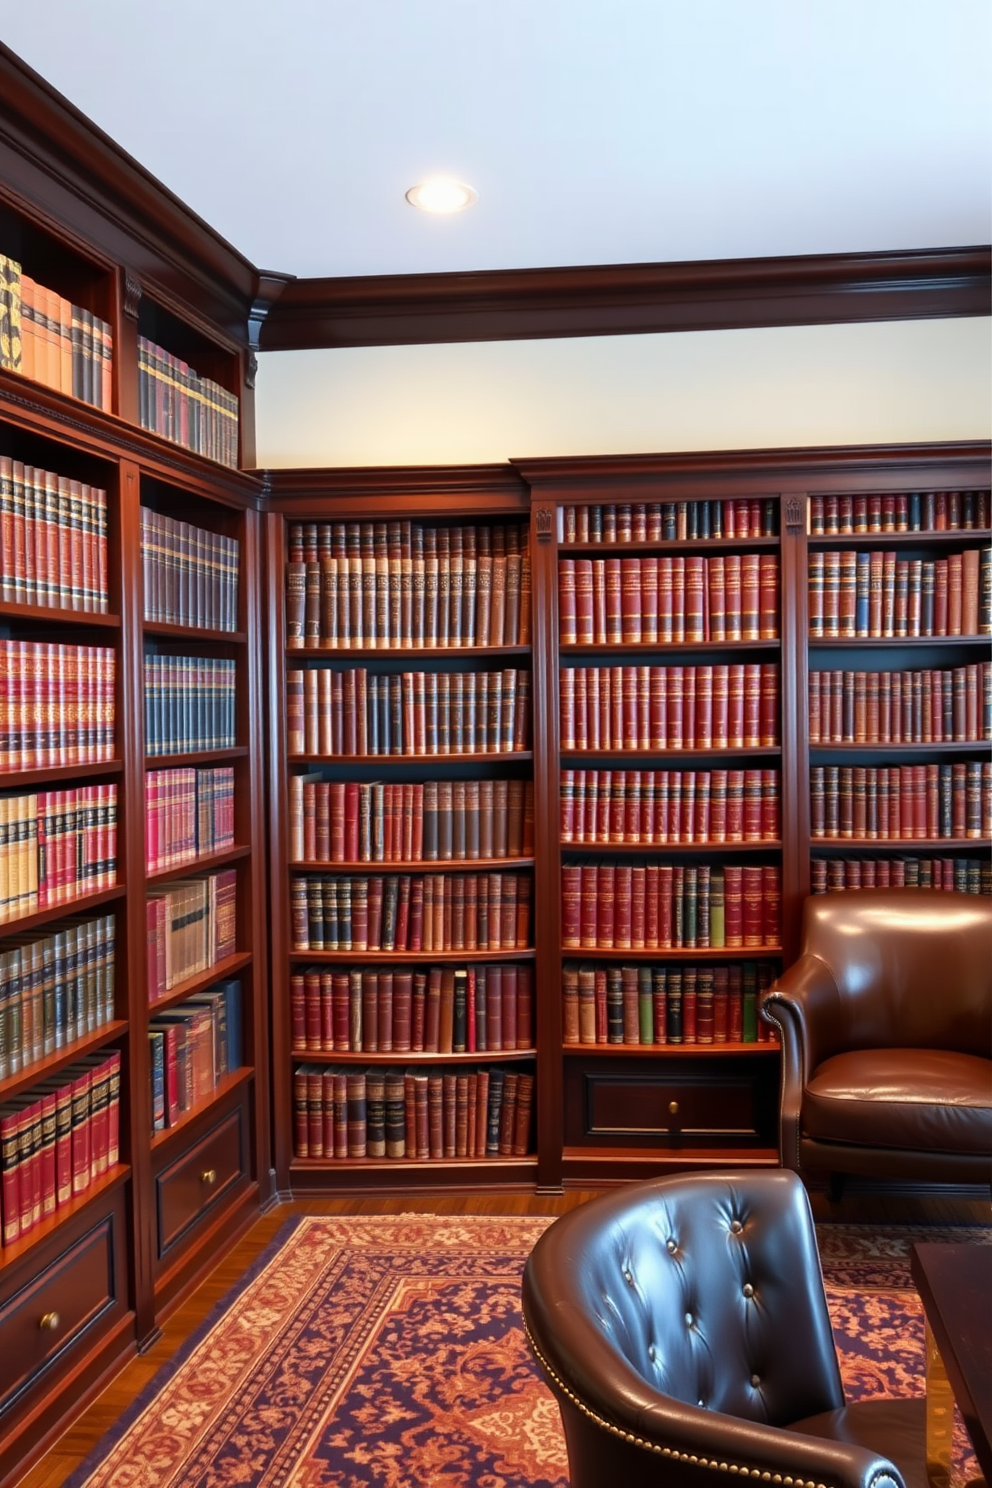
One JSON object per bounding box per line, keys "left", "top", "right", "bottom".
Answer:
{"left": 910, "top": 1240, "right": 992, "bottom": 1485}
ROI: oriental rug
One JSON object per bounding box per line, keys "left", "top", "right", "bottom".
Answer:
{"left": 66, "top": 1217, "right": 990, "bottom": 1488}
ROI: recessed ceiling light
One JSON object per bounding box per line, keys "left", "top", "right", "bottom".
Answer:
{"left": 405, "top": 179, "right": 478, "bottom": 214}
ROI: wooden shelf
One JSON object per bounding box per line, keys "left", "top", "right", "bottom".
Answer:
{"left": 0, "top": 1164, "right": 131, "bottom": 1276}
{"left": 809, "top": 742, "right": 991, "bottom": 755}
{"left": 808, "top": 529, "right": 991, "bottom": 548}
{"left": 0, "top": 599, "right": 120, "bottom": 627}
{"left": 811, "top": 837, "right": 991, "bottom": 852}
{"left": 809, "top": 635, "right": 991, "bottom": 649}
{"left": 562, "top": 945, "right": 783, "bottom": 959}
{"left": 289, "top": 856, "right": 534, "bottom": 872}
{"left": 286, "top": 644, "right": 530, "bottom": 660}
{"left": 148, "top": 951, "right": 253, "bottom": 1013}
{"left": 0, "top": 758, "right": 123, "bottom": 787}
{"left": 290, "top": 948, "right": 536, "bottom": 964}
{"left": 0, "top": 884, "right": 126, "bottom": 939}
{"left": 562, "top": 840, "right": 782, "bottom": 854}
{"left": 562, "top": 1041, "right": 778, "bottom": 1058}
{"left": 144, "top": 621, "right": 247, "bottom": 643}
{"left": 289, "top": 751, "right": 533, "bottom": 765}
{"left": 0, "top": 1020, "right": 128, "bottom": 1102}
{"left": 561, "top": 640, "right": 780, "bottom": 656}
{"left": 290, "top": 1047, "right": 536, "bottom": 1065}
{"left": 146, "top": 844, "right": 251, "bottom": 884}
{"left": 562, "top": 536, "right": 780, "bottom": 554}
{"left": 150, "top": 1067, "right": 254, "bottom": 1153}
{"left": 145, "top": 746, "right": 248, "bottom": 766}
{"left": 561, "top": 747, "right": 780, "bottom": 762}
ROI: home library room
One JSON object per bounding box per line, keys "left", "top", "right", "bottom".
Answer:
{"left": 0, "top": 91, "right": 269, "bottom": 1480}
{"left": 1, "top": 47, "right": 991, "bottom": 1488}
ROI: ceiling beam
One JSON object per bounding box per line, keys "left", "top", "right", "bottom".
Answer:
{"left": 259, "top": 246, "right": 991, "bottom": 352}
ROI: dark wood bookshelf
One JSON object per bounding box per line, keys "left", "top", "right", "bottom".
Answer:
{"left": 145, "top": 843, "right": 252, "bottom": 885}
{"left": 289, "top": 1048, "right": 537, "bottom": 1065}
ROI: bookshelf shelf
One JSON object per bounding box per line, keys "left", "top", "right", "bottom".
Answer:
{"left": 809, "top": 743, "right": 991, "bottom": 756}
{"left": 289, "top": 1047, "right": 536, "bottom": 1065}
{"left": 0, "top": 598, "right": 120, "bottom": 627}
{"left": 562, "top": 1041, "right": 779, "bottom": 1058}
{"left": 808, "top": 529, "right": 991, "bottom": 549}
{"left": 811, "top": 837, "right": 991, "bottom": 852}
{"left": 560, "top": 945, "right": 784, "bottom": 960}
{"left": 0, "top": 884, "right": 126, "bottom": 937}
{"left": 149, "top": 1066, "right": 254, "bottom": 1152}
{"left": 144, "top": 622, "right": 247, "bottom": 644}
{"left": 289, "top": 856, "right": 535, "bottom": 872}
{"left": 147, "top": 951, "right": 253, "bottom": 1013}
{"left": 0, "top": 1020, "right": 128, "bottom": 1103}
{"left": 288, "top": 752, "right": 534, "bottom": 765}
{"left": 561, "top": 640, "right": 781, "bottom": 657}
{"left": 289, "top": 948, "right": 536, "bottom": 965}
{"left": 561, "top": 748, "right": 782, "bottom": 763}
{"left": 0, "top": 759, "right": 123, "bottom": 786}
{"left": 809, "top": 636, "right": 991, "bottom": 650}
{"left": 286, "top": 644, "right": 531, "bottom": 661}
{"left": 0, "top": 1164, "right": 131, "bottom": 1277}
{"left": 145, "top": 745, "right": 249, "bottom": 766}
{"left": 289, "top": 1157, "right": 538, "bottom": 1183}
{"left": 563, "top": 841, "right": 782, "bottom": 854}
{"left": 145, "top": 843, "right": 252, "bottom": 885}
{"left": 562, "top": 536, "right": 780, "bottom": 554}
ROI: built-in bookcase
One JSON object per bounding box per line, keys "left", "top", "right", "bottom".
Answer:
{"left": 0, "top": 133, "right": 266, "bottom": 1483}
{"left": 266, "top": 476, "right": 539, "bottom": 1191}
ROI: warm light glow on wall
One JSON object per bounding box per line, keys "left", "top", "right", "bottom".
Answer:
{"left": 405, "top": 179, "right": 478, "bottom": 213}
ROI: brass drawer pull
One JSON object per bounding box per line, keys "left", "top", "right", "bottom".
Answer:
{"left": 668, "top": 1101, "right": 679, "bottom": 1116}
{"left": 39, "top": 1311, "right": 60, "bottom": 1331}
{"left": 201, "top": 1169, "right": 218, "bottom": 1186}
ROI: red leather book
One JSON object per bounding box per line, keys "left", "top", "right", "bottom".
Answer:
{"left": 658, "top": 864, "right": 674, "bottom": 948}
{"left": 630, "top": 866, "right": 646, "bottom": 949}
{"left": 657, "top": 558, "right": 673, "bottom": 643}
{"left": 644, "top": 863, "right": 660, "bottom": 948}
{"left": 712, "top": 967, "right": 729, "bottom": 1042}
{"left": 670, "top": 555, "right": 686, "bottom": 643}
{"left": 614, "top": 865, "right": 632, "bottom": 949}
{"left": 574, "top": 559, "right": 594, "bottom": 645}
{"left": 762, "top": 866, "right": 781, "bottom": 945}
{"left": 723, "top": 866, "right": 743, "bottom": 947}
{"left": 742, "top": 866, "right": 764, "bottom": 947}
{"left": 759, "top": 554, "right": 779, "bottom": 639}
{"left": 723, "top": 554, "right": 741, "bottom": 641}
{"left": 684, "top": 556, "right": 705, "bottom": 643}
{"left": 605, "top": 558, "right": 623, "bottom": 643}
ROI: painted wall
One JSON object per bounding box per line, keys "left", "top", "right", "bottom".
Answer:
{"left": 255, "top": 315, "right": 991, "bottom": 469}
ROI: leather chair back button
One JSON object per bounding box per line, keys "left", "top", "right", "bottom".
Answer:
{"left": 666, "top": 1239, "right": 677, "bottom": 1254}
{"left": 684, "top": 1312, "right": 693, "bottom": 1326}
{"left": 730, "top": 1219, "right": 743, "bottom": 1234}
{"left": 743, "top": 1283, "right": 754, "bottom": 1298}
{"left": 751, "top": 1373, "right": 761, "bottom": 1387}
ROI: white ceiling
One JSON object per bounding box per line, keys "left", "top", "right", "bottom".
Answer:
{"left": 4, "top": 0, "right": 991, "bottom": 281}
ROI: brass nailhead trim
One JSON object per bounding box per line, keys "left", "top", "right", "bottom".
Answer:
{"left": 523, "top": 1320, "right": 834, "bottom": 1488}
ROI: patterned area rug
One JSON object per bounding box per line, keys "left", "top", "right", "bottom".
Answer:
{"left": 67, "top": 1216, "right": 991, "bottom": 1488}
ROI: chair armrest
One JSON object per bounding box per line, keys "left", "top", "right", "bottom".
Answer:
{"left": 526, "top": 1317, "right": 906, "bottom": 1488}
{"left": 760, "top": 954, "right": 840, "bottom": 1171}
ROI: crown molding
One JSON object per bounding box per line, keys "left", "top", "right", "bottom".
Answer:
{"left": 259, "top": 247, "right": 991, "bottom": 352}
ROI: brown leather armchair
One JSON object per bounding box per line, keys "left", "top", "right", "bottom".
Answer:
{"left": 761, "top": 890, "right": 992, "bottom": 1189}
{"left": 523, "top": 1169, "right": 925, "bottom": 1488}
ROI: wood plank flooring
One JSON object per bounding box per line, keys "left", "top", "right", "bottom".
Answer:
{"left": 14, "top": 1186, "right": 991, "bottom": 1488}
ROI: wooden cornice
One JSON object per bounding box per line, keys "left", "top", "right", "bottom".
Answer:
{"left": 0, "top": 43, "right": 270, "bottom": 344}
{"left": 512, "top": 440, "right": 992, "bottom": 499}
{"left": 259, "top": 247, "right": 991, "bottom": 351}
{"left": 263, "top": 463, "right": 529, "bottom": 516}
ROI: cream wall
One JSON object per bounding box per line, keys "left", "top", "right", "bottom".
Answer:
{"left": 255, "top": 316, "right": 991, "bottom": 470}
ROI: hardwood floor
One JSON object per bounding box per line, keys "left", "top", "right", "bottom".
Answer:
{"left": 14, "top": 1185, "right": 991, "bottom": 1488}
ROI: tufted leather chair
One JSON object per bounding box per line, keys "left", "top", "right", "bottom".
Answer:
{"left": 761, "top": 890, "right": 992, "bottom": 1189}
{"left": 522, "top": 1169, "right": 926, "bottom": 1488}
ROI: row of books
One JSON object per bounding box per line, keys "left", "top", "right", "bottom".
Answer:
{"left": 287, "top": 551, "right": 531, "bottom": 651}
{"left": 808, "top": 665, "right": 991, "bottom": 745}
{"left": 290, "top": 872, "right": 532, "bottom": 954}
{"left": 144, "top": 656, "right": 237, "bottom": 756}
{"left": 289, "top": 519, "right": 529, "bottom": 564}
{"left": 560, "top": 499, "right": 778, "bottom": 544}
{"left": 149, "top": 977, "right": 242, "bottom": 1129}
{"left": 559, "top": 553, "right": 779, "bottom": 646}
{"left": 809, "top": 763, "right": 991, "bottom": 841}
{"left": 809, "top": 491, "right": 990, "bottom": 535}
{"left": 0, "top": 1050, "right": 121, "bottom": 1247}
{"left": 290, "top": 962, "right": 534, "bottom": 1055}
{"left": 289, "top": 776, "right": 534, "bottom": 865}
{"left": 0, "top": 457, "right": 109, "bottom": 611}
{"left": 562, "top": 961, "right": 778, "bottom": 1045}
{"left": 292, "top": 1064, "right": 534, "bottom": 1162}
{"left": 137, "top": 336, "right": 239, "bottom": 469}
{"left": 286, "top": 667, "right": 530, "bottom": 757}
{"left": 562, "top": 863, "right": 782, "bottom": 951}
{"left": 0, "top": 640, "right": 115, "bottom": 769}
{"left": 560, "top": 664, "right": 779, "bottom": 753}
{"left": 807, "top": 548, "right": 990, "bottom": 638}
{"left": 146, "top": 868, "right": 237, "bottom": 1001}
{"left": 0, "top": 255, "right": 113, "bottom": 411}
{"left": 561, "top": 769, "right": 780, "bottom": 846}
{"left": 141, "top": 507, "right": 240, "bottom": 632}
{"left": 0, "top": 914, "right": 115, "bottom": 1081}
{"left": 811, "top": 857, "right": 991, "bottom": 894}
{"left": 0, "top": 785, "right": 117, "bottom": 923}
{"left": 146, "top": 766, "right": 235, "bottom": 873}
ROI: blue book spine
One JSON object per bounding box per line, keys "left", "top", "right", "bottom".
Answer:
{"left": 855, "top": 552, "right": 871, "bottom": 636}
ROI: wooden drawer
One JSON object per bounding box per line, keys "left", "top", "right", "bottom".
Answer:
{"left": 0, "top": 1204, "right": 125, "bottom": 1414}
{"left": 564, "top": 1058, "right": 776, "bottom": 1148}
{"left": 155, "top": 1106, "right": 246, "bottom": 1258}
